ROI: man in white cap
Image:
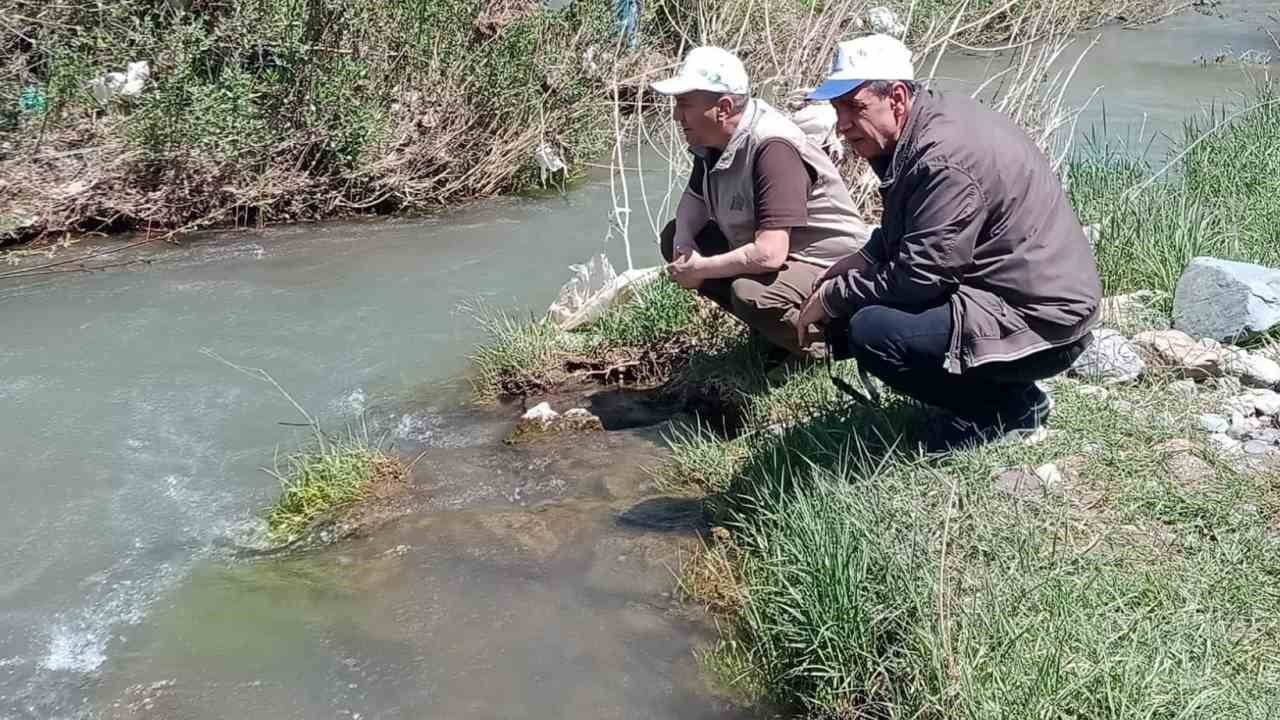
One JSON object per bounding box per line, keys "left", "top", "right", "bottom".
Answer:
{"left": 794, "top": 34, "right": 1102, "bottom": 452}
{"left": 651, "top": 46, "right": 872, "bottom": 359}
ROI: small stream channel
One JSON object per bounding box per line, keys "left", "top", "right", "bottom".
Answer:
{"left": 1, "top": 5, "right": 1274, "bottom": 718}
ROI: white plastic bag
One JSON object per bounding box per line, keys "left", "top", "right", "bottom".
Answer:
{"left": 88, "top": 60, "right": 150, "bottom": 106}
{"left": 547, "top": 254, "right": 617, "bottom": 326}
{"left": 546, "top": 254, "right": 663, "bottom": 331}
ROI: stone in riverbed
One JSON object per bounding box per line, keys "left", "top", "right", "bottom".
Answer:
{"left": 506, "top": 402, "right": 604, "bottom": 444}
{"left": 1173, "top": 257, "right": 1280, "bottom": 342}
{"left": 1068, "top": 329, "right": 1145, "bottom": 384}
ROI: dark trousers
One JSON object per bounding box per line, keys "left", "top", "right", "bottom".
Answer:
{"left": 844, "top": 303, "right": 1088, "bottom": 422}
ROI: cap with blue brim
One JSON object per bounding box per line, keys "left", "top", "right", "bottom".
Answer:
{"left": 807, "top": 34, "right": 915, "bottom": 102}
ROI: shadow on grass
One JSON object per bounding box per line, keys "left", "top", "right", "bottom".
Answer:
{"left": 710, "top": 394, "right": 935, "bottom": 522}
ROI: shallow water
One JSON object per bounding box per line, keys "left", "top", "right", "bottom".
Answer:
{"left": 2, "top": 5, "right": 1276, "bottom": 718}
{"left": 937, "top": 0, "right": 1276, "bottom": 154}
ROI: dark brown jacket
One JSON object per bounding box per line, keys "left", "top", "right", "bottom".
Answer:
{"left": 819, "top": 88, "right": 1101, "bottom": 373}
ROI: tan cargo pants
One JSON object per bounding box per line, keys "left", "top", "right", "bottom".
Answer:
{"left": 660, "top": 220, "right": 826, "bottom": 358}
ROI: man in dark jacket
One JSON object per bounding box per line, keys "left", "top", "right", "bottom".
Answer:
{"left": 795, "top": 34, "right": 1102, "bottom": 452}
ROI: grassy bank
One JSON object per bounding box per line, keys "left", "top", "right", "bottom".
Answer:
{"left": 1, "top": 0, "right": 627, "bottom": 243}
{"left": 1, "top": 0, "right": 1166, "bottom": 246}
{"left": 465, "top": 83, "right": 1280, "bottom": 715}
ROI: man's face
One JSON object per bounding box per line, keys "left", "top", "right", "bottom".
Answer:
{"left": 832, "top": 83, "right": 909, "bottom": 160}
{"left": 672, "top": 91, "right": 730, "bottom": 148}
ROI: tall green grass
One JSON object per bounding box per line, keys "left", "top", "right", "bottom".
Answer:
{"left": 1068, "top": 82, "right": 1280, "bottom": 307}
{"left": 690, "top": 378, "right": 1280, "bottom": 718}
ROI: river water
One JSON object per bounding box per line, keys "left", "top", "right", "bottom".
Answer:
{"left": 1, "top": 5, "right": 1274, "bottom": 719}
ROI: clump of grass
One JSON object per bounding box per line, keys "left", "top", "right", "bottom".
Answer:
{"left": 591, "top": 273, "right": 709, "bottom": 347}
{"left": 468, "top": 274, "right": 742, "bottom": 399}
{"left": 467, "top": 302, "right": 592, "bottom": 401}
{"left": 264, "top": 424, "right": 401, "bottom": 542}
{"left": 201, "top": 348, "right": 405, "bottom": 544}
{"left": 1068, "top": 81, "right": 1280, "bottom": 305}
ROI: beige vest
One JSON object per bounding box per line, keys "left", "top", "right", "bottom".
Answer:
{"left": 695, "top": 99, "right": 870, "bottom": 266}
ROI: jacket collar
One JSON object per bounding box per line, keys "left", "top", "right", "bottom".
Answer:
{"left": 708, "top": 98, "right": 766, "bottom": 172}
{"left": 873, "top": 88, "right": 932, "bottom": 188}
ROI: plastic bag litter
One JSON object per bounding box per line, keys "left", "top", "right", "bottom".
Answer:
{"left": 862, "top": 6, "right": 906, "bottom": 37}
{"left": 546, "top": 254, "right": 663, "bottom": 331}
{"left": 88, "top": 61, "right": 150, "bottom": 106}
{"left": 534, "top": 143, "right": 566, "bottom": 182}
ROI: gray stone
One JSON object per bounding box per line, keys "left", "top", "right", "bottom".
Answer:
{"left": 1173, "top": 257, "right": 1280, "bottom": 343}
{"left": 993, "top": 469, "right": 1043, "bottom": 499}
{"left": 1227, "top": 389, "right": 1280, "bottom": 417}
{"left": 1247, "top": 428, "right": 1280, "bottom": 444}
{"left": 1068, "top": 329, "right": 1145, "bottom": 384}
{"left": 1198, "top": 414, "right": 1230, "bottom": 433}
{"left": 1243, "top": 440, "right": 1274, "bottom": 455}
{"left": 1228, "top": 412, "right": 1257, "bottom": 439}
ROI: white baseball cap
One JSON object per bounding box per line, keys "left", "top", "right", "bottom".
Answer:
{"left": 807, "top": 34, "right": 914, "bottom": 101}
{"left": 650, "top": 46, "right": 749, "bottom": 96}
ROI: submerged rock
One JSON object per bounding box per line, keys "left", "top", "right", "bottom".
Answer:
{"left": 1173, "top": 257, "right": 1280, "bottom": 342}
{"left": 506, "top": 402, "right": 604, "bottom": 444}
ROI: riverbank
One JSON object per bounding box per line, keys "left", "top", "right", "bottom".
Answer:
{"left": 465, "top": 83, "right": 1280, "bottom": 716}
{"left": 1, "top": 0, "right": 1170, "bottom": 248}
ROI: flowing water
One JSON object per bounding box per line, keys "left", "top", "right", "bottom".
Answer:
{"left": 1, "top": 6, "right": 1275, "bottom": 719}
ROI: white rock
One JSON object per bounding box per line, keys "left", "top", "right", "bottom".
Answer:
{"left": 1229, "top": 389, "right": 1280, "bottom": 417}
{"left": 1034, "top": 463, "right": 1064, "bottom": 486}
{"left": 1223, "top": 348, "right": 1280, "bottom": 388}
{"left": 1228, "top": 412, "right": 1255, "bottom": 440}
{"left": 1249, "top": 389, "right": 1280, "bottom": 416}
{"left": 521, "top": 402, "right": 559, "bottom": 424}
{"left": 1208, "top": 433, "right": 1241, "bottom": 454}
{"left": 1068, "top": 329, "right": 1145, "bottom": 384}
{"left": 1243, "top": 439, "right": 1273, "bottom": 455}
{"left": 1198, "top": 414, "right": 1230, "bottom": 433}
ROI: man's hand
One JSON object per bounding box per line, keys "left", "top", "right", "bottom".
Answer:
{"left": 668, "top": 251, "right": 707, "bottom": 290}
{"left": 820, "top": 251, "right": 871, "bottom": 283}
{"left": 794, "top": 286, "right": 830, "bottom": 350}
{"left": 671, "top": 235, "right": 696, "bottom": 261}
